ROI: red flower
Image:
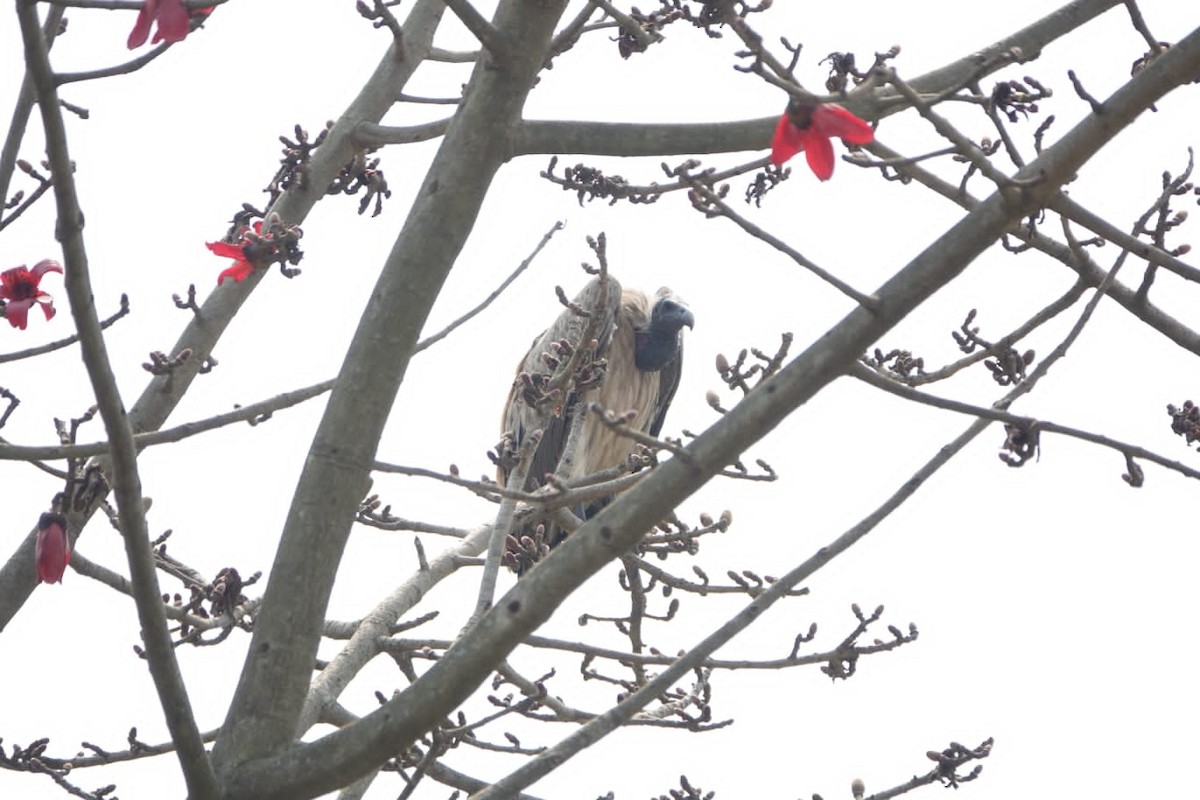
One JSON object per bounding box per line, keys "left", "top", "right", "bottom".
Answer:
{"left": 770, "top": 102, "right": 874, "bottom": 181}
{"left": 0, "top": 259, "right": 63, "bottom": 330}
{"left": 127, "top": 0, "right": 214, "bottom": 49}
{"left": 36, "top": 512, "right": 71, "bottom": 584}
{"left": 207, "top": 222, "right": 263, "bottom": 285}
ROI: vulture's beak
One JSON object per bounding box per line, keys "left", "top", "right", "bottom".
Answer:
{"left": 656, "top": 298, "right": 695, "bottom": 331}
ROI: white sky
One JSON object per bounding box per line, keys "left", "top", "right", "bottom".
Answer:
{"left": 2, "top": 1, "right": 1199, "bottom": 799}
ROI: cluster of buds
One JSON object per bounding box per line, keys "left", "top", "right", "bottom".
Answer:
{"left": 999, "top": 422, "right": 1039, "bottom": 467}
{"left": 541, "top": 157, "right": 660, "bottom": 206}
{"left": 983, "top": 347, "right": 1035, "bottom": 386}
{"left": 1167, "top": 400, "right": 1200, "bottom": 448}
{"left": 865, "top": 347, "right": 926, "bottom": 378}
{"left": 927, "top": 738, "right": 993, "bottom": 788}
{"left": 952, "top": 309, "right": 1035, "bottom": 385}
{"left": 615, "top": 6, "right": 682, "bottom": 59}
{"left": 142, "top": 348, "right": 192, "bottom": 375}
{"left": 989, "top": 76, "right": 1052, "bottom": 122}
{"left": 269, "top": 123, "right": 332, "bottom": 195}
{"left": 504, "top": 524, "right": 551, "bottom": 574}
{"left": 820, "top": 46, "right": 901, "bottom": 92}
{"left": 328, "top": 148, "right": 392, "bottom": 217}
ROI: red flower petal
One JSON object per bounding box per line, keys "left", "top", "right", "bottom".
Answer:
{"left": 805, "top": 134, "right": 837, "bottom": 182}
{"left": 151, "top": 0, "right": 191, "bottom": 44}
{"left": 30, "top": 259, "right": 63, "bottom": 280}
{"left": 217, "top": 261, "right": 255, "bottom": 285}
{"left": 209, "top": 221, "right": 268, "bottom": 285}
{"left": 127, "top": 0, "right": 156, "bottom": 49}
{"left": 4, "top": 298, "right": 33, "bottom": 330}
{"left": 206, "top": 241, "right": 247, "bottom": 259}
{"left": 36, "top": 512, "right": 71, "bottom": 584}
{"left": 770, "top": 114, "right": 806, "bottom": 168}
{"left": 813, "top": 104, "right": 875, "bottom": 145}
{"left": 128, "top": 0, "right": 196, "bottom": 48}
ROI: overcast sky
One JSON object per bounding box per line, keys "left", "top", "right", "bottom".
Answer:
{"left": 2, "top": 2, "right": 1199, "bottom": 799}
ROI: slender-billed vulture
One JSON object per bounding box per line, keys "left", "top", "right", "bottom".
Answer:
{"left": 499, "top": 276, "right": 694, "bottom": 568}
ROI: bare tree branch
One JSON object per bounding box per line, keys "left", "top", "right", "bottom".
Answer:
{"left": 15, "top": 5, "right": 217, "bottom": 796}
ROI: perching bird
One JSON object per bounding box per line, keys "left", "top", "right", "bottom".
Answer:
{"left": 499, "top": 276, "right": 694, "bottom": 569}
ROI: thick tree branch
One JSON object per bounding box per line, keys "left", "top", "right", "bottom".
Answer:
{"left": 513, "top": 0, "right": 1125, "bottom": 159}
{"left": 442, "top": 0, "right": 512, "bottom": 63}
{"left": 212, "top": 0, "right": 566, "bottom": 784}
{"left": 227, "top": 20, "right": 1200, "bottom": 800}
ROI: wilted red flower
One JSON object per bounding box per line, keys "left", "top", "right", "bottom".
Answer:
{"left": 770, "top": 102, "right": 874, "bottom": 181}
{"left": 207, "top": 221, "right": 263, "bottom": 285}
{"left": 36, "top": 512, "right": 71, "bottom": 584}
{"left": 0, "top": 259, "right": 63, "bottom": 330}
{"left": 127, "top": 0, "right": 214, "bottom": 49}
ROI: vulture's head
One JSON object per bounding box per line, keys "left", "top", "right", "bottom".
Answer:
{"left": 634, "top": 289, "right": 694, "bottom": 372}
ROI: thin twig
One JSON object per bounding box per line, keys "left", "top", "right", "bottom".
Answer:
{"left": 55, "top": 45, "right": 171, "bottom": 85}
{"left": 0, "top": 294, "right": 130, "bottom": 364}
{"left": 683, "top": 178, "right": 878, "bottom": 309}
{"left": 1124, "top": 0, "right": 1165, "bottom": 52}
{"left": 415, "top": 220, "right": 563, "bottom": 353}
{"left": 0, "top": 380, "right": 333, "bottom": 461}
{"left": 472, "top": 436, "right": 538, "bottom": 621}
{"left": 0, "top": 4, "right": 63, "bottom": 209}
{"left": 886, "top": 67, "right": 1022, "bottom": 189}
{"left": 852, "top": 363, "right": 1200, "bottom": 481}
{"left": 902, "top": 280, "right": 1087, "bottom": 386}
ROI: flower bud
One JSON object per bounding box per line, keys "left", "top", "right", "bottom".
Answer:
{"left": 35, "top": 512, "right": 70, "bottom": 584}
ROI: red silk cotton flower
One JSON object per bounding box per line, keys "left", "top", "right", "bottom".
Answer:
{"left": 770, "top": 102, "right": 874, "bottom": 181}
{"left": 36, "top": 512, "right": 71, "bottom": 584}
{"left": 127, "top": 0, "right": 213, "bottom": 49}
{"left": 1, "top": 259, "right": 63, "bottom": 330}
{"left": 207, "top": 221, "right": 263, "bottom": 286}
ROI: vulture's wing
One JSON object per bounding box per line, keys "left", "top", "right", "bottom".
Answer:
{"left": 500, "top": 276, "right": 623, "bottom": 491}
{"left": 648, "top": 342, "right": 683, "bottom": 438}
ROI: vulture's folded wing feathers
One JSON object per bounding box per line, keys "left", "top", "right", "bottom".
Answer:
{"left": 499, "top": 276, "right": 623, "bottom": 490}
{"left": 500, "top": 277, "right": 691, "bottom": 569}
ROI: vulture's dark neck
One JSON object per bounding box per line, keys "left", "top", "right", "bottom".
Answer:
{"left": 635, "top": 328, "right": 680, "bottom": 371}
{"left": 635, "top": 297, "right": 693, "bottom": 371}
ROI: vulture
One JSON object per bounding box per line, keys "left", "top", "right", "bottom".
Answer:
{"left": 499, "top": 276, "right": 694, "bottom": 568}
